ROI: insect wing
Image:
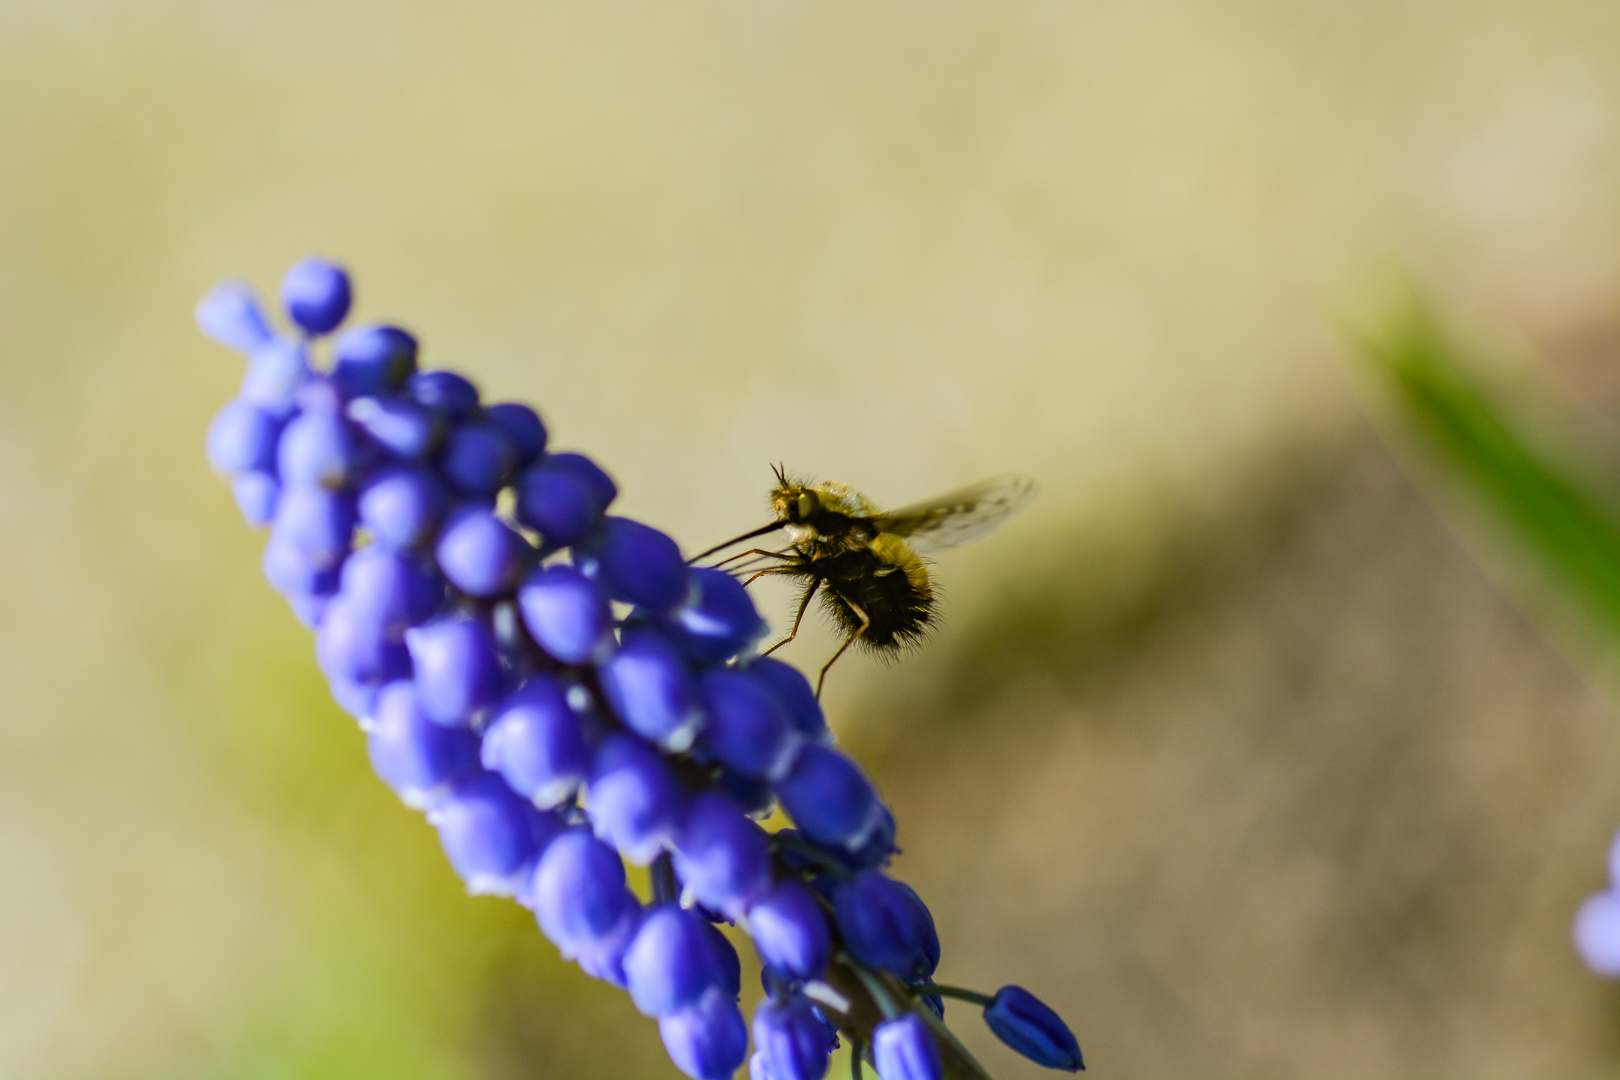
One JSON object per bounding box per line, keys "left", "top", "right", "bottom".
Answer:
{"left": 871, "top": 474, "right": 1036, "bottom": 552}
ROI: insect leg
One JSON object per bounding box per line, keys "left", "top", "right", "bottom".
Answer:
{"left": 815, "top": 597, "right": 870, "bottom": 698}
{"left": 761, "top": 577, "right": 821, "bottom": 656}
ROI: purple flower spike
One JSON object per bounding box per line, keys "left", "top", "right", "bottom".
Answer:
{"left": 598, "top": 628, "right": 704, "bottom": 751}
{"left": 775, "top": 744, "right": 885, "bottom": 852}
{"left": 671, "top": 791, "right": 772, "bottom": 919}
{"left": 518, "top": 564, "right": 613, "bottom": 665}
{"left": 698, "top": 669, "right": 801, "bottom": 782}
{"left": 659, "top": 987, "right": 749, "bottom": 1080}
{"left": 983, "top": 985, "right": 1084, "bottom": 1072}
{"left": 367, "top": 680, "right": 481, "bottom": 808}
{"left": 752, "top": 996, "right": 832, "bottom": 1080}
{"left": 587, "top": 734, "right": 685, "bottom": 865}
{"left": 481, "top": 677, "right": 590, "bottom": 808}
{"left": 404, "top": 616, "right": 505, "bottom": 727}
{"left": 624, "top": 904, "right": 724, "bottom": 1016}
{"left": 533, "top": 828, "right": 631, "bottom": 953}
{"left": 872, "top": 1015, "right": 942, "bottom": 1080}
{"left": 428, "top": 773, "right": 551, "bottom": 897}
{"left": 746, "top": 880, "right": 831, "bottom": 982}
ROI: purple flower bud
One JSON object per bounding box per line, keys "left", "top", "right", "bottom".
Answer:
{"left": 587, "top": 734, "right": 684, "bottom": 865}
{"left": 281, "top": 256, "right": 352, "bottom": 335}
{"left": 232, "top": 471, "right": 279, "bottom": 527}
{"left": 1576, "top": 890, "right": 1620, "bottom": 976}
{"left": 513, "top": 453, "right": 616, "bottom": 546}
{"left": 832, "top": 871, "right": 929, "bottom": 978}
{"left": 842, "top": 806, "right": 898, "bottom": 871}
{"left": 752, "top": 996, "right": 832, "bottom": 1080}
{"left": 533, "top": 828, "right": 631, "bottom": 952}
{"left": 340, "top": 546, "right": 442, "bottom": 628}
{"left": 872, "top": 1015, "right": 941, "bottom": 1080}
{"left": 196, "top": 280, "right": 274, "bottom": 354}
{"left": 441, "top": 420, "right": 517, "bottom": 497}
{"left": 585, "top": 517, "right": 689, "bottom": 614}
{"left": 239, "top": 339, "right": 310, "bottom": 417}
{"left": 358, "top": 466, "right": 445, "bottom": 551}
{"left": 748, "top": 658, "right": 828, "bottom": 743}
{"left": 480, "top": 677, "right": 589, "bottom": 808}
{"left": 315, "top": 595, "right": 411, "bottom": 687}
{"left": 367, "top": 680, "right": 481, "bottom": 808}
{"left": 405, "top": 616, "right": 505, "bottom": 727}
{"left": 574, "top": 898, "right": 643, "bottom": 988}
{"left": 668, "top": 569, "right": 767, "bottom": 663}
{"left": 328, "top": 674, "right": 379, "bottom": 721}
{"left": 671, "top": 791, "right": 772, "bottom": 919}
{"left": 895, "top": 880, "right": 939, "bottom": 978}
{"left": 624, "top": 904, "right": 724, "bottom": 1016}
{"left": 746, "top": 880, "right": 831, "bottom": 982}
{"left": 436, "top": 507, "right": 531, "bottom": 598}
{"left": 659, "top": 987, "right": 749, "bottom": 1080}
{"left": 518, "top": 564, "right": 613, "bottom": 665}
{"left": 278, "top": 407, "right": 364, "bottom": 491}
{"left": 983, "top": 985, "right": 1084, "bottom": 1071}
{"left": 775, "top": 744, "right": 885, "bottom": 852}
{"left": 262, "top": 529, "right": 342, "bottom": 605}
{"left": 409, "top": 369, "right": 480, "bottom": 419}
{"left": 702, "top": 920, "right": 742, "bottom": 1001}
{"left": 698, "top": 669, "right": 801, "bottom": 782}
{"left": 347, "top": 396, "right": 440, "bottom": 461}
{"left": 207, "top": 399, "right": 281, "bottom": 476}
{"left": 484, "top": 402, "right": 547, "bottom": 467}
{"left": 331, "top": 324, "right": 417, "bottom": 398}
{"left": 716, "top": 770, "right": 776, "bottom": 819}
{"left": 427, "top": 773, "right": 557, "bottom": 897}
{"left": 272, "top": 485, "right": 356, "bottom": 570}
{"left": 598, "top": 628, "right": 704, "bottom": 751}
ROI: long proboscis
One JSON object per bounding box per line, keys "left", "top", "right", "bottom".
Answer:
{"left": 686, "top": 520, "right": 783, "bottom": 564}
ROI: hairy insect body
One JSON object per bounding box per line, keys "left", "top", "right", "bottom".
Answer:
{"left": 800, "top": 536, "right": 934, "bottom": 652}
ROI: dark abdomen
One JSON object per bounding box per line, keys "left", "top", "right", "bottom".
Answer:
{"left": 812, "top": 548, "right": 934, "bottom": 650}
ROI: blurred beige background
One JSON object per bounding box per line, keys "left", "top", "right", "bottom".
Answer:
{"left": 6, "top": 2, "right": 1620, "bottom": 1077}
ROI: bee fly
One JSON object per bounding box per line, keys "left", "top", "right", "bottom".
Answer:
{"left": 692, "top": 468, "right": 1037, "bottom": 695}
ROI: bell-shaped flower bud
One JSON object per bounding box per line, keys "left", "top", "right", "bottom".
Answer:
{"left": 278, "top": 405, "right": 364, "bottom": 490}
{"left": 272, "top": 484, "right": 356, "bottom": 570}
{"left": 586, "top": 734, "right": 684, "bottom": 865}
{"left": 331, "top": 324, "right": 417, "bottom": 398}
{"left": 752, "top": 996, "right": 832, "bottom": 1080}
{"left": 240, "top": 339, "right": 310, "bottom": 418}
{"left": 671, "top": 791, "right": 772, "bottom": 919}
{"left": 481, "top": 677, "right": 589, "bottom": 808}
{"left": 427, "top": 773, "right": 559, "bottom": 898}
{"left": 232, "top": 470, "right": 279, "bottom": 527}
{"left": 408, "top": 369, "right": 480, "bottom": 420}
{"left": 774, "top": 744, "right": 885, "bottom": 852}
{"left": 659, "top": 987, "right": 749, "bottom": 1080}
{"left": 196, "top": 280, "right": 274, "bottom": 354}
{"left": 872, "top": 1015, "right": 942, "bottom": 1080}
{"left": 513, "top": 452, "right": 617, "bottom": 546}
{"left": 573, "top": 899, "right": 643, "bottom": 989}
{"left": 261, "top": 531, "right": 341, "bottom": 618}
{"left": 484, "top": 402, "right": 547, "bottom": 467}
{"left": 745, "top": 880, "right": 831, "bottom": 983}
{"left": 281, "top": 256, "right": 352, "bottom": 335}
{"left": 668, "top": 569, "right": 767, "bottom": 663}
{"left": 831, "top": 871, "right": 931, "bottom": 978}
{"left": 701, "top": 920, "right": 742, "bottom": 1000}
{"left": 747, "top": 657, "right": 828, "bottom": 743}
{"left": 347, "top": 395, "right": 440, "bottom": 462}
{"left": 367, "top": 680, "right": 481, "bottom": 808}
{"left": 584, "top": 517, "right": 689, "bottom": 614}
{"left": 207, "top": 399, "right": 281, "bottom": 476}
{"left": 698, "top": 669, "right": 801, "bottom": 782}
{"left": 533, "top": 828, "right": 631, "bottom": 953}
{"left": 624, "top": 903, "right": 724, "bottom": 1016}
{"left": 598, "top": 628, "right": 704, "bottom": 751}
{"left": 982, "top": 985, "right": 1084, "bottom": 1072}
{"left": 339, "top": 545, "right": 443, "bottom": 634}
{"left": 315, "top": 594, "right": 410, "bottom": 687}
{"left": 436, "top": 507, "right": 531, "bottom": 598}
{"left": 358, "top": 466, "right": 445, "bottom": 551}
{"left": 405, "top": 615, "right": 505, "bottom": 727}
{"left": 518, "top": 564, "right": 613, "bottom": 665}
{"left": 441, "top": 419, "right": 517, "bottom": 497}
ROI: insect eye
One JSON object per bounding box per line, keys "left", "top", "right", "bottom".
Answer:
{"left": 797, "top": 491, "right": 816, "bottom": 519}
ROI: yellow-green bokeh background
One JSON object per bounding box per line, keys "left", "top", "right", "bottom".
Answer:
{"left": 8, "top": 3, "right": 1620, "bottom": 1077}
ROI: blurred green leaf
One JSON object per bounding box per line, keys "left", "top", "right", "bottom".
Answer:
{"left": 1366, "top": 307, "right": 1620, "bottom": 646}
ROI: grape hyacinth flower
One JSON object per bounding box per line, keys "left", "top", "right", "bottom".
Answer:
{"left": 199, "top": 258, "right": 1083, "bottom": 1078}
